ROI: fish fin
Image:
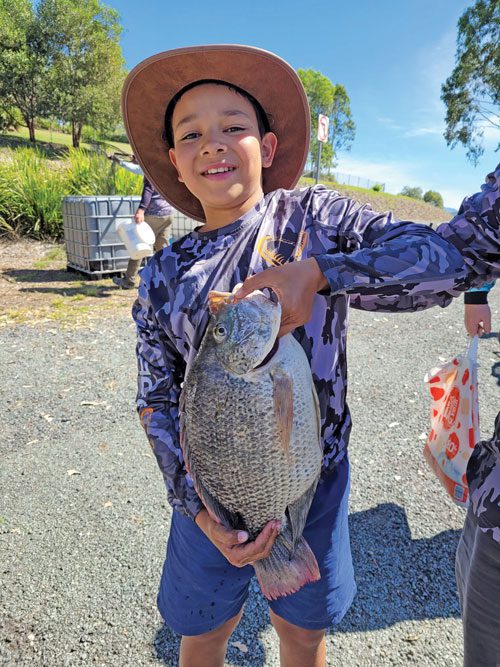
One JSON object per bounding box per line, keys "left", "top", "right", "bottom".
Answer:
{"left": 208, "top": 290, "right": 233, "bottom": 315}
{"left": 253, "top": 532, "right": 320, "bottom": 600}
{"left": 311, "top": 381, "right": 323, "bottom": 457}
{"left": 286, "top": 480, "right": 319, "bottom": 552}
{"left": 272, "top": 367, "right": 294, "bottom": 460}
{"left": 179, "top": 388, "right": 239, "bottom": 529}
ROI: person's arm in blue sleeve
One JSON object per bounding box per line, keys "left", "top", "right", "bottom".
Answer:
{"left": 437, "top": 163, "right": 500, "bottom": 287}
{"left": 138, "top": 177, "right": 154, "bottom": 212}
{"left": 133, "top": 264, "right": 203, "bottom": 520}
{"left": 311, "top": 191, "right": 468, "bottom": 303}
{"left": 118, "top": 159, "right": 144, "bottom": 176}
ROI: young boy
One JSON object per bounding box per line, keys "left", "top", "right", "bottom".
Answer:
{"left": 122, "top": 45, "right": 491, "bottom": 667}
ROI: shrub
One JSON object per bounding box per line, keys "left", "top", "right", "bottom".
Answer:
{"left": 400, "top": 186, "right": 423, "bottom": 199}
{"left": 0, "top": 147, "right": 67, "bottom": 237}
{"left": 372, "top": 183, "right": 383, "bottom": 192}
{"left": 0, "top": 146, "right": 143, "bottom": 239}
{"left": 423, "top": 190, "right": 444, "bottom": 208}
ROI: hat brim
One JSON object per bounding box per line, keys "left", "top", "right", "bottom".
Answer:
{"left": 121, "top": 45, "right": 310, "bottom": 221}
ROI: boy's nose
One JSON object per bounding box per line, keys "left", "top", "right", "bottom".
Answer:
{"left": 201, "top": 135, "right": 227, "bottom": 156}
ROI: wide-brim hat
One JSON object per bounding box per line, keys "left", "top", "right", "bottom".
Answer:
{"left": 121, "top": 44, "right": 310, "bottom": 221}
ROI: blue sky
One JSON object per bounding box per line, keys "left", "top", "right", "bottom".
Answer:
{"left": 110, "top": 0, "right": 499, "bottom": 209}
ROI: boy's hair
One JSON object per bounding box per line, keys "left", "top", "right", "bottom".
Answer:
{"left": 164, "top": 79, "right": 271, "bottom": 148}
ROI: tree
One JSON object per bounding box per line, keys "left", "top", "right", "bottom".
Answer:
{"left": 400, "top": 186, "right": 423, "bottom": 200}
{"left": 297, "top": 69, "right": 355, "bottom": 172}
{"left": 441, "top": 0, "right": 499, "bottom": 164}
{"left": 38, "top": 0, "right": 125, "bottom": 148}
{"left": 423, "top": 190, "right": 444, "bottom": 208}
{"left": 0, "top": 0, "right": 50, "bottom": 142}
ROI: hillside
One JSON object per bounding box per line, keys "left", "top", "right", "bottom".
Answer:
{"left": 300, "top": 178, "right": 452, "bottom": 225}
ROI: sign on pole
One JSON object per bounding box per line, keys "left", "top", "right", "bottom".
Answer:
{"left": 317, "top": 114, "right": 329, "bottom": 143}
{"left": 315, "top": 114, "right": 329, "bottom": 183}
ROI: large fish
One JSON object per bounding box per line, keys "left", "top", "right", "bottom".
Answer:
{"left": 180, "top": 287, "right": 323, "bottom": 600}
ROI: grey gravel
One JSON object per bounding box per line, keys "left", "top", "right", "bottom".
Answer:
{"left": 1, "top": 289, "right": 499, "bottom": 667}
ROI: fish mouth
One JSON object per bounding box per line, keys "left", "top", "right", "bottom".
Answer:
{"left": 254, "top": 336, "right": 280, "bottom": 369}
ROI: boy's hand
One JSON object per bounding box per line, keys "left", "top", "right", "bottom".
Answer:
{"left": 233, "top": 258, "right": 328, "bottom": 336}
{"left": 464, "top": 303, "right": 492, "bottom": 336}
{"left": 195, "top": 509, "right": 280, "bottom": 567}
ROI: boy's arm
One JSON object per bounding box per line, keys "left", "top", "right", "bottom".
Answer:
{"left": 235, "top": 194, "right": 468, "bottom": 331}
{"left": 133, "top": 281, "right": 203, "bottom": 521}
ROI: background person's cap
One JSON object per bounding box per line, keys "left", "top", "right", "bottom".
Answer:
{"left": 122, "top": 44, "right": 310, "bottom": 221}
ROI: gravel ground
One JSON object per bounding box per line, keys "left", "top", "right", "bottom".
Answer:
{"left": 1, "top": 289, "right": 499, "bottom": 667}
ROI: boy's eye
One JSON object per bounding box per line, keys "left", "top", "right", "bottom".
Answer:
{"left": 225, "top": 126, "right": 245, "bottom": 133}
{"left": 180, "top": 131, "right": 200, "bottom": 141}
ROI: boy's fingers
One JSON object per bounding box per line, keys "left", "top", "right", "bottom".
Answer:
{"left": 213, "top": 524, "right": 249, "bottom": 548}
{"left": 228, "top": 521, "right": 280, "bottom": 566}
{"left": 233, "top": 271, "right": 282, "bottom": 302}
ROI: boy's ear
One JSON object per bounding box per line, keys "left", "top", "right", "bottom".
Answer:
{"left": 261, "top": 132, "right": 278, "bottom": 169}
{"left": 168, "top": 148, "right": 184, "bottom": 183}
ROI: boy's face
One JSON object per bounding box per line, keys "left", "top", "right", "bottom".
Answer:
{"left": 168, "top": 84, "right": 277, "bottom": 224}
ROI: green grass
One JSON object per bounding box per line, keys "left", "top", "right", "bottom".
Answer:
{"left": 0, "top": 126, "right": 132, "bottom": 154}
{"left": 33, "top": 246, "right": 67, "bottom": 268}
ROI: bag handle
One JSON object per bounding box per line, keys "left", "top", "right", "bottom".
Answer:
{"left": 466, "top": 335, "right": 479, "bottom": 364}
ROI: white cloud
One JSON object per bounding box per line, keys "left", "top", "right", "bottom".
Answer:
{"left": 404, "top": 125, "right": 444, "bottom": 138}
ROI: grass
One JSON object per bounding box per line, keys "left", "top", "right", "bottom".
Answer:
{"left": 0, "top": 126, "right": 132, "bottom": 155}
{"left": 33, "top": 246, "right": 67, "bottom": 269}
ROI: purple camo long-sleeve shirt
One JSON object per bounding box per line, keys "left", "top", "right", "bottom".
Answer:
{"left": 133, "top": 184, "right": 477, "bottom": 520}
{"left": 138, "top": 176, "right": 173, "bottom": 217}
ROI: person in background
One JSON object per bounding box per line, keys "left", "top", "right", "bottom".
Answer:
{"left": 110, "top": 154, "right": 174, "bottom": 289}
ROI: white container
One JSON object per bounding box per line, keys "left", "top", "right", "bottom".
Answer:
{"left": 116, "top": 220, "right": 155, "bottom": 260}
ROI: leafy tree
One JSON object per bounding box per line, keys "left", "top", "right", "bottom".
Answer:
{"left": 441, "top": 0, "right": 499, "bottom": 164}
{"left": 297, "top": 69, "right": 355, "bottom": 171}
{"left": 423, "top": 190, "right": 444, "bottom": 208}
{"left": 400, "top": 186, "right": 423, "bottom": 200}
{"left": 38, "top": 0, "right": 126, "bottom": 147}
{"left": 0, "top": 0, "right": 50, "bottom": 142}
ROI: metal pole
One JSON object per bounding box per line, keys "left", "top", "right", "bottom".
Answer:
{"left": 315, "top": 141, "right": 322, "bottom": 184}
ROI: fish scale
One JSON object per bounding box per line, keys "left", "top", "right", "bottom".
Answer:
{"left": 181, "top": 290, "right": 323, "bottom": 599}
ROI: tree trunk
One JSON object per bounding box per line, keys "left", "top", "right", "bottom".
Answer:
{"left": 26, "top": 118, "right": 36, "bottom": 143}
{"left": 72, "top": 122, "right": 82, "bottom": 148}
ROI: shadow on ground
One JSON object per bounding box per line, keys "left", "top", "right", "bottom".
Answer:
{"left": 153, "top": 502, "right": 462, "bottom": 665}
{"left": 3, "top": 268, "right": 118, "bottom": 297}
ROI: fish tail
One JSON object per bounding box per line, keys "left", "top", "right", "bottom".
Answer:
{"left": 253, "top": 533, "right": 320, "bottom": 600}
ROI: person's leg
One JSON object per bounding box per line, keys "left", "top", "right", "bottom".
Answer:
{"left": 179, "top": 609, "right": 243, "bottom": 667}
{"left": 158, "top": 510, "right": 253, "bottom": 663}
{"left": 145, "top": 214, "right": 173, "bottom": 252}
{"left": 122, "top": 257, "right": 141, "bottom": 286}
{"left": 269, "top": 609, "right": 326, "bottom": 667}
{"left": 456, "top": 505, "right": 500, "bottom": 667}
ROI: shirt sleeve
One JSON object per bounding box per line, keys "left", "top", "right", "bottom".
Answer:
{"left": 118, "top": 160, "right": 144, "bottom": 176}
{"left": 436, "top": 163, "right": 500, "bottom": 287}
{"left": 133, "top": 263, "right": 203, "bottom": 520}
{"left": 138, "top": 177, "right": 153, "bottom": 211}
{"left": 309, "top": 188, "right": 468, "bottom": 311}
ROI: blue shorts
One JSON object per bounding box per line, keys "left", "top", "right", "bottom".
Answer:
{"left": 157, "top": 456, "right": 355, "bottom": 635}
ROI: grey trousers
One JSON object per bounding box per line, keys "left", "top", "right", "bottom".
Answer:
{"left": 124, "top": 214, "right": 172, "bottom": 285}
{"left": 456, "top": 505, "right": 500, "bottom": 667}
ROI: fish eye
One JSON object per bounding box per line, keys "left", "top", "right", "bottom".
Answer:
{"left": 213, "top": 324, "right": 227, "bottom": 341}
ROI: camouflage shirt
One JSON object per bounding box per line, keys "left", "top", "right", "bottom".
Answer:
{"left": 133, "top": 183, "right": 489, "bottom": 521}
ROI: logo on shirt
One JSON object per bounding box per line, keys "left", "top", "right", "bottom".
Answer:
{"left": 257, "top": 232, "right": 308, "bottom": 266}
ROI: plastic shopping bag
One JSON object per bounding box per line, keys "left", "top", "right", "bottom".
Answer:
{"left": 423, "top": 336, "right": 479, "bottom": 507}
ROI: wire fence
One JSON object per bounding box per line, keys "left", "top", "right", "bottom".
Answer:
{"left": 303, "top": 169, "right": 385, "bottom": 191}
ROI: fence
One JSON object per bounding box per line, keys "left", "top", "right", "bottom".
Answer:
{"left": 303, "top": 169, "right": 385, "bottom": 191}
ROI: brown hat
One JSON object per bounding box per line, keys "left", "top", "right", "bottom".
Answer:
{"left": 121, "top": 45, "right": 310, "bottom": 221}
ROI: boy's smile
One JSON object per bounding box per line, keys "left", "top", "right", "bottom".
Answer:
{"left": 168, "top": 84, "right": 277, "bottom": 230}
